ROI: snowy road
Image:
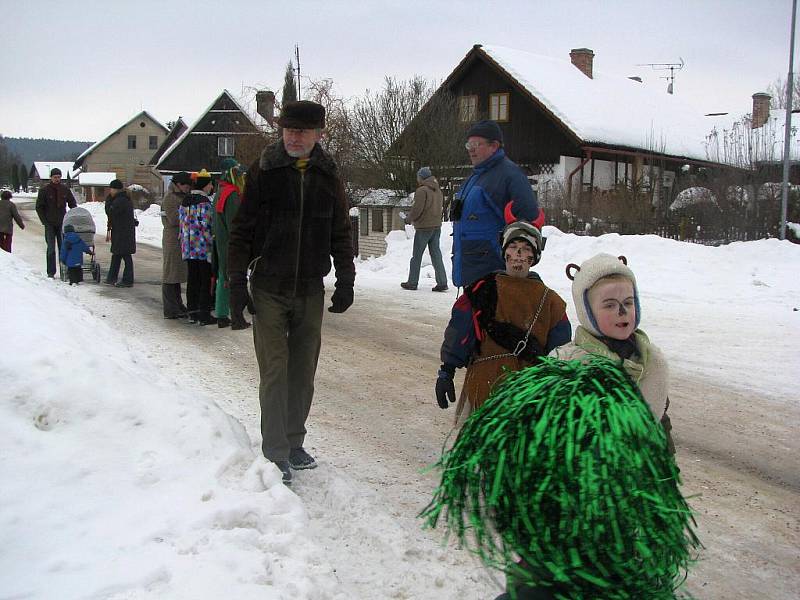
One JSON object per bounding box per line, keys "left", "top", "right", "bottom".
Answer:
{"left": 11, "top": 202, "right": 800, "bottom": 599}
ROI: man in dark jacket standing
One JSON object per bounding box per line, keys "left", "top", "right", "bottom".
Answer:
{"left": 104, "top": 179, "right": 136, "bottom": 287}
{"left": 451, "top": 120, "right": 543, "bottom": 288}
{"left": 35, "top": 167, "right": 76, "bottom": 277}
{"left": 161, "top": 172, "right": 190, "bottom": 318}
{"left": 228, "top": 101, "right": 355, "bottom": 485}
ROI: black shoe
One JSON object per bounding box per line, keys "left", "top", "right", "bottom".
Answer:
{"left": 273, "top": 460, "right": 293, "bottom": 485}
{"left": 104, "top": 280, "right": 117, "bottom": 286}
{"left": 198, "top": 316, "right": 218, "bottom": 326}
{"left": 115, "top": 281, "right": 133, "bottom": 288}
{"left": 231, "top": 318, "right": 252, "bottom": 331}
{"left": 289, "top": 447, "right": 317, "bottom": 470}
{"left": 400, "top": 282, "right": 418, "bottom": 290}
{"left": 217, "top": 317, "right": 231, "bottom": 328}
{"left": 432, "top": 284, "right": 449, "bottom": 292}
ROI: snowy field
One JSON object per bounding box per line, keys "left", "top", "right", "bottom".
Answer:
{"left": 1, "top": 195, "right": 799, "bottom": 598}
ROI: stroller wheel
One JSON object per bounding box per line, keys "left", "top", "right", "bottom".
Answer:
{"left": 92, "top": 262, "right": 101, "bottom": 283}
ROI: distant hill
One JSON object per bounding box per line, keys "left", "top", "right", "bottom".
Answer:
{"left": 5, "top": 137, "right": 94, "bottom": 166}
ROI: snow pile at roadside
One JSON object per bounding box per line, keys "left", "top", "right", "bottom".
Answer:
{"left": 0, "top": 252, "right": 342, "bottom": 600}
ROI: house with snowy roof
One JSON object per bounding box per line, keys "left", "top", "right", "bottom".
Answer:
{"left": 72, "top": 111, "right": 168, "bottom": 195}
{"left": 29, "top": 161, "right": 81, "bottom": 187}
{"left": 355, "top": 188, "right": 414, "bottom": 257}
{"left": 154, "top": 90, "right": 267, "bottom": 178}
{"left": 397, "top": 44, "right": 727, "bottom": 221}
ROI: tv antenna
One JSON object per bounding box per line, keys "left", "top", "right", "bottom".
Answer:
{"left": 636, "top": 58, "right": 685, "bottom": 94}
{"left": 295, "top": 45, "right": 301, "bottom": 100}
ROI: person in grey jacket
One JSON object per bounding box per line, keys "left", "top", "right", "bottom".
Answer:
{"left": 0, "top": 190, "right": 25, "bottom": 252}
{"left": 400, "top": 166, "right": 449, "bottom": 292}
{"left": 161, "top": 172, "right": 190, "bottom": 318}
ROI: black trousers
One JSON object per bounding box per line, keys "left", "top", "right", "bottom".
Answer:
{"left": 186, "top": 259, "right": 213, "bottom": 321}
{"left": 162, "top": 283, "right": 186, "bottom": 317}
{"left": 106, "top": 254, "right": 133, "bottom": 284}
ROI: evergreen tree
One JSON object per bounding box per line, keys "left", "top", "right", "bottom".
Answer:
{"left": 281, "top": 60, "right": 297, "bottom": 107}
{"left": 18, "top": 163, "right": 28, "bottom": 192}
{"left": 10, "top": 162, "right": 19, "bottom": 192}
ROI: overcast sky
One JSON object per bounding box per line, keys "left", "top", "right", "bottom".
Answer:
{"left": 1, "top": 0, "right": 796, "bottom": 141}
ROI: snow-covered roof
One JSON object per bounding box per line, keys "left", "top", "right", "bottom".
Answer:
{"left": 356, "top": 188, "right": 411, "bottom": 207}
{"left": 705, "top": 108, "right": 799, "bottom": 166}
{"left": 478, "top": 45, "right": 715, "bottom": 162}
{"left": 74, "top": 111, "right": 168, "bottom": 167}
{"left": 78, "top": 172, "right": 117, "bottom": 186}
{"left": 32, "top": 162, "right": 81, "bottom": 179}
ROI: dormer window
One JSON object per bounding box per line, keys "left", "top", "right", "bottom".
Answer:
{"left": 489, "top": 93, "right": 510, "bottom": 122}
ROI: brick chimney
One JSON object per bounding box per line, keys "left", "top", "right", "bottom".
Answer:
{"left": 256, "top": 90, "right": 276, "bottom": 125}
{"left": 751, "top": 92, "right": 771, "bottom": 129}
{"left": 570, "top": 48, "right": 595, "bottom": 79}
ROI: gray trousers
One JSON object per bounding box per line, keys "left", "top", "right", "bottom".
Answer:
{"left": 252, "top": 287, "right": 324, "bottom": 461}
{"left": 406, "top": 227, "right": 448, "bottom": 287}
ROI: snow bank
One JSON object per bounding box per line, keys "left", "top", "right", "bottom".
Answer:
{"left": 0, "top": 252, "right": 341, "bottom": 600}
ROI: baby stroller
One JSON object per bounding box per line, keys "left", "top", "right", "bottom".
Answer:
{"left": 60, "top": 206, "right": 102, "bottom": 283}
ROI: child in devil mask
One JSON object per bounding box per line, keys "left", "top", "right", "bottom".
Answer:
{"left": 550, "top": 253, "right": 674, "bottom": 452}
{"left": 436, "top": 221, "right": 571, "bottom": 419}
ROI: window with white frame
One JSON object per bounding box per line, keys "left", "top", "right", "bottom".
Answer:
{"left": 218, "top": 137, "right": 235, "bottom": 156}
{"left": 489, "top": 93, "right": 510, "bottom": 122}
{"left": 458, "top": 95, "right": 478, "bottom": 122}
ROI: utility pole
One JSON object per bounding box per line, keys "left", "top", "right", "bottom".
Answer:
{"left": 295, "top": 45, "right": 302, "bottom": 101}
{"left": 780, "top": 0, "right": 797, "bottom": 240}
{"left": 636, "top": 59, "right": 685, "bottom": 94}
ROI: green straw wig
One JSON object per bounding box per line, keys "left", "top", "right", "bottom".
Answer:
{"left": 421, "top": 357, "right": 699, "bottom": 599}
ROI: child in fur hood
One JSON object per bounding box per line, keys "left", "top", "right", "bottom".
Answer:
{"left": 550, "top": 252, "right": 674, "bottom": 452}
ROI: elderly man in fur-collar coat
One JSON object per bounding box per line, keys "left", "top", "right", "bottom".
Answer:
{"left": 227, "top": 100, "right": 355, "bottom": 486}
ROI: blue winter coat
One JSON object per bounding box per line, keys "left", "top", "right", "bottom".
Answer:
{"left": 452, "top": 149, "right": 540, "bottom": 287}
{"left": 60, "top": 232, "right": 90, "bottom": 268}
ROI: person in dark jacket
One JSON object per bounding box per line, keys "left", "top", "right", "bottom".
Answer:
{"left": 60, "top": 224, "right": 92, "bottom": 285}
{"left": 161, "top": 172, "right": 191, "bottom": 318}
{"left": 179, "top": 169, "right": 216, "bottom": 325}
{"left": 451, "top": 120, "right": 543, "bottom": 288}
{"left": 227, "top": 100, "right": 355, "bottom": 485}
{"left": 35, "top": 168, "right": 76, "bottom": 277}
{"left": 0, "top": 189, "right": 25, "bottom": 252}
{"left": 104, "top": 179, "right": 136, "bottom": 287}
{"left": 213, "top": 159, "right": 246, "bottom": 328}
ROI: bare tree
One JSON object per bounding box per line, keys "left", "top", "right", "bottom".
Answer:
{"left": 305, "top": 77, "right": 356, "bottom": 190}
{"left": 766, "top": 75, "right": 800, "bottom": 110}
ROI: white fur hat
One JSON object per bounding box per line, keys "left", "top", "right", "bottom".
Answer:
{"left": 566, "top": 253, "right": 640, "bottom": 336}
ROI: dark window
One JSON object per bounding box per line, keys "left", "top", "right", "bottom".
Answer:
{"left": 359, "top": 209, "right": 369, "bottom": 236}
{"left": 127, "top": 135, "right": 136, "bottom": 150}
{"left": 218, "top": 137, "right": 234, "bottom": 156}
{"left": 371, "top": 208, "right": 384, "bottom": 232}
{"left": 149, "top": 136, "right": 158, "bottom": 150}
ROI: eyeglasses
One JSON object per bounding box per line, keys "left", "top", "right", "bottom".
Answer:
{"left": 465, "top": 141, "right": 491, "bottom": 151}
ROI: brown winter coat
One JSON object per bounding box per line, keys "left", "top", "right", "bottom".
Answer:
{"left": 228, "top": 140, "right": 355, "bottom": 297}
{"left": 458, "top": 275, "right": 567, "bottom": 416}
{"left": 408, "top": 176, "right": 444, "bottom": 230}
{"left": 161, "top": 185, "right": 188, "bottom": 284}
{"left": 35, "top": 182, "right": 76, "bottom": 226}
{"left": 0, "top": 197, "right": 24, "bottom": 234}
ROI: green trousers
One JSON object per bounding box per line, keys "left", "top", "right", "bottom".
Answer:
{"left": 252, "top": 287, "right": 324, "bottom": 461}
{"left": 215, "top": 268, "right": 229, "bottom": 319}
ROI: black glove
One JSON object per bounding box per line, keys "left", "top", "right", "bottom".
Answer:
{"left": 328, "top": 286, "right": 353, "bottom": 313}
{"left": 485, "top": 320, "right": 544, "bottom": 362}
{"left": 229, "top": 274, "right": 255, "bottom": 330}
{"left": 435, "top": 364, "right": 456, "bottom": 409}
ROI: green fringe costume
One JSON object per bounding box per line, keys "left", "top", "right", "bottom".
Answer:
{"left": 421, "top": 357, "right": 699, "bottom": 599}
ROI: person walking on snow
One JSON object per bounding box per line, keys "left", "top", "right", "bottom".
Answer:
{"left": 0, "top": 189, "right": 25, "bottom": 252}
{"left": 104, "top": 179, "right": 137, "bottom": 287}
{"left": 400, "top": 166, "right": 449, "bottom": 292}
{"left": 161, "top": 172, "right": 191, "bottom": 319}
{"left": 213, "top": 159, "right": 246, "bottom": 329}
{"left": 227, "top": 100, "right": 356, "bottom": 486}
{"left": 451, "top": 120, "right": 543, "bottom": 288}
{"left": 35, "top": 167, "right": 76, "bottom": 277}
{"left": 179, "top": 170, "right": 216, "bottom": 325}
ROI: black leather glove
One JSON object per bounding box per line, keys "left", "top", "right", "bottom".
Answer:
{"left": 229, "top": 274, "right": 255, "bottom": 330}
{"left": 485, "top": 320, "right": 544, "bottom": 362}
{"left": 328, "top": 286, "right": 353, "bottom": 313}
{"left": 435, "top": 364, "right": 456, "bottom": 409}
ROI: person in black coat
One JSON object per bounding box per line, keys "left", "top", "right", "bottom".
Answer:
{"left": 104, "top": 179, "right": 137, "bottom": 287}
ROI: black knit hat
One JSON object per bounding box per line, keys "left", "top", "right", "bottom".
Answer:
{"left": 467, "top": 119, "right": 503, "bottom": 144}
{"left": 172, "top": 171, "right": 191, "bottom": 185}
{"left": 1, "top": 190, "right": 12, "bottom": 200}
{"left": 50, "top": 167, "right": 62, "bottom": 177}
{"left": 109, "top": 179, "right": 124, "bottom": 190}
{"left": 278, "top": 100, "right": 325, "bottom": 129}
